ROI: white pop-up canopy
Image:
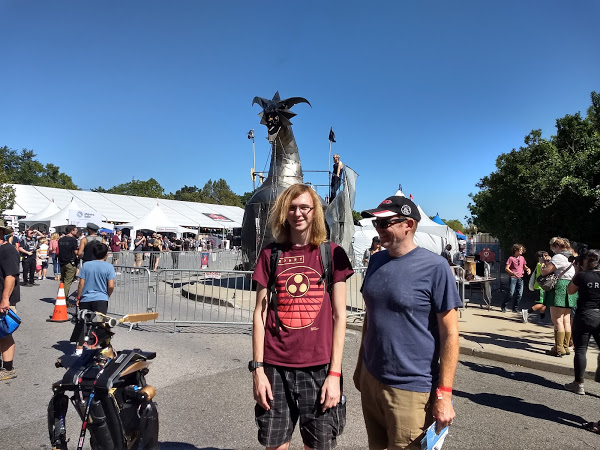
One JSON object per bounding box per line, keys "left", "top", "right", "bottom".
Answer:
{"left": 116, "top": 205, "right": 198, "bottom": 236}
{"left": 23, "top": 200, "right": 60, "bottom": 221}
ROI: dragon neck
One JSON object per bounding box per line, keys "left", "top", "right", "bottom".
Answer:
{"left": 266, "top": 125, "right": 303, "bottom": 187}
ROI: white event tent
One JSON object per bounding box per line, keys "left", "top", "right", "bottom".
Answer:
{"left": 116, "top": 205, "right": 198, "bottom": 237}
{"left": 2, "top": 184, "right": 244, "bottom": 230}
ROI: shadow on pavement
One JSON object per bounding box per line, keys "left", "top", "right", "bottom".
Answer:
{"left": 453, "top": 389, "right": 587, "bottom": 429}
{"left": 52, "top": 340, "right": 74, "bottom": 355}
{"left": 461, "top": 331, "right": 550, "bottom": 354}
{"left": 160, "top": 444, "right": 233, "bottom": 450}
{"left": 40, "top": 297, "right": 56, "bottom": 304}
{"left": 459, "top": 360, "right": 600, "bottom": 399}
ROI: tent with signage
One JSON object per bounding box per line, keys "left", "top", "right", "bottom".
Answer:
{"left": 20, "top": 198, "right": 106, "bottom": 232}
{"left": 115, "top": 205, "right": 198, "bottom": 238}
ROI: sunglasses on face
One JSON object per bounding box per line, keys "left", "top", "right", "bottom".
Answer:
{"left": 372, "top": 217, "right": 408, "bottom": 228}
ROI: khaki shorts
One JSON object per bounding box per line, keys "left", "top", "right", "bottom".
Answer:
{"left": 9, "top": 305, "right": 17, "bottom": 313}
{"left": 134, "top": 252, "right": 143, "bottom": 263}
{"left": 359, "top": 366, "right": 434, "bottom": 450}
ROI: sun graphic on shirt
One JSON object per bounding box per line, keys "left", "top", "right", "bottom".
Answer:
{"left": 276, "top": 266, "right": 324, "bottom": 329}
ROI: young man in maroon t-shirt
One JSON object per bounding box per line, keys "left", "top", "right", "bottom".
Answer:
{"left": 251, "top": 184, "right": 353, "bottom": 450}
{"left": 110, "top": 229, "right": 123, "bottom": 266}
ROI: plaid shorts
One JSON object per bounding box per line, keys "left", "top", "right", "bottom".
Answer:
{"left": 255, "top": 364, "right": 342, "bottom": 450}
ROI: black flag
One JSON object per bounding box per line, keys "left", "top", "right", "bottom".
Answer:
{"left": 328, "top": 127, "right": 336, "bottom": 143}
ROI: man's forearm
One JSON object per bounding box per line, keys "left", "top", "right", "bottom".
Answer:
{"left": 437, "top": 309, "right": 459, "bottom": 388}
{"left": 1, "top": 275, "right": 15, "bottom": 304}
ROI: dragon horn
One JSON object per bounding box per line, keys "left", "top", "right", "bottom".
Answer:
{"left": 272, "top": 91, "right": 281, "bottom": 102}
{"left": 281, "top": 97, "right": 312, "bottom": 109}
{"left": 252, "top": 96, "right": 268, "bottom": 108}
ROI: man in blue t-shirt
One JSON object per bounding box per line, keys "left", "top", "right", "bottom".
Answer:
{"left": 353, "top": 195, "right": 461, "bottom": 449}
{"left": 73, "top": 241, "right": 116, "bottom": 355}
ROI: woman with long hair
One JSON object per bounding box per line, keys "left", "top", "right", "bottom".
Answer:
{"left": 540, "top": 237, "right": 578, "bottom": 356}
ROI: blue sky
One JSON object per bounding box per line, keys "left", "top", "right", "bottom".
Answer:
{"left": 1, "top": 1, "right": 599, "bottom": 227}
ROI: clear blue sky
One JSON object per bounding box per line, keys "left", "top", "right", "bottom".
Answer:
{"left": 1, "top": 1, "right": 599, "bottom": 226}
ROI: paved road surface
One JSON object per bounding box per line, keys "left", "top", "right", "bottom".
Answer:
{"left": 2, "top": 281, "right": 600, "bottom": 449}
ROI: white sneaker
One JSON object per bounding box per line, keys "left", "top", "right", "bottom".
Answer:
{"left": 564, "top": 381, "right": 585, "bottom": 395}
{"left": 521, "top": 309, "right": 528, "bottom": 323}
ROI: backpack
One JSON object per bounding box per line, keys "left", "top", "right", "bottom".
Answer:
{"left": 267, "top": 241, "right": 333, "bottom": 334}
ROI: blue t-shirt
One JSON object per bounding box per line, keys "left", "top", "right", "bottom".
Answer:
{"left": 79, "top": 260, "right": 116, "bottom": 302}
{"left": 361, "top": 246, "right": 462, "bottom": 392}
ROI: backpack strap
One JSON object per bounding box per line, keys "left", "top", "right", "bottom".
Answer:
{"left": 267, "top": 244, "right": 282, "bottom": 334}
{"left": 317, "top": 242, "right": 333, "bottom": 300}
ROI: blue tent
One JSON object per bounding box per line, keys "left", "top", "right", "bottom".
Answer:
{"left": 432, "top": 214, "right": 446, "bottom": 225}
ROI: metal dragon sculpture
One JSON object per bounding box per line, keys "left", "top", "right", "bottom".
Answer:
{"left": 241, "top": 92, "right": 312, "bottom": 269}
{"left": 241, "top": 91, "right": 357, "bottom": 269}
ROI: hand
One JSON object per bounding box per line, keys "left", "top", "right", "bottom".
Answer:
{"left": 253, "top": 369, "right": 273, "bottom": 410}
{"left": 526, "top": 268, "right": 531, "bottom": 275}
{"left": 432, "top": 396, "right": 455, "bottom": 433}
{"left": 320, "top": 375, "right": 341, "bottom": 411}
{"left": 0, "top": 298, "right": 10, "bottom": 313}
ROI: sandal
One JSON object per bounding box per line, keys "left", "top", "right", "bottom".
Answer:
{"left": 583, "top": 421, "right": 600, "bottom": 434}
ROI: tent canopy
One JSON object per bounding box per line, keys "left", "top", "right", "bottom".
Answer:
{"left": 116, "top": 205, "right": 197, "bottom": 234}
{"left": 23, "top": 200, "right": 60, "bottom": 221}
{"left": 432, "top": 214, "right": 446, "bottom": 225}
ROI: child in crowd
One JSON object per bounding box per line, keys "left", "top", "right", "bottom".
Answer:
{"left": 523, "top": 251, "right": 550, "bottom": 323}
{"left": 36, "top": 237, "right": 49, "bottom": 280}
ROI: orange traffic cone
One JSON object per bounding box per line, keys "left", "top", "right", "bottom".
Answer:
{"left": 48, "top": 282, "right": 69, "bottom": 323}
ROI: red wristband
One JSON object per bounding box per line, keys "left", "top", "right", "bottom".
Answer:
{"left": 438, "top": 386, "right": 453, "bottom": 393}
{"left": 328, "top": 370, "right": 341, "bottom": 377}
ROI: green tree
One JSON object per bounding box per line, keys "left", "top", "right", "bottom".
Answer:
{"left": 173, "top": 185, "right": 205, "bottom": 202}
{"left": 443, "top": 219, "right": 464, "bottom": 232}
{"left": 469, "top": 91, "right": 600, "bottom": 256}
{"left": 0, "top": 146, "right": 78, "bottom": 189}
{"left": 239, "top": 191, "right": 253, "bottom": 206}
{"left": 0, "top": 169, "right": 16, "bottom": 212}
{"left": 200, "top": 179, "right": 243, "bottom": 207}
{"left": 92, "top": 178, "right": 166, "bottom": 198}
{"left": 352, "top": 210, "right": 362, "bottom": 223}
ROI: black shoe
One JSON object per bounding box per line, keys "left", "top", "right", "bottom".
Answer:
{"left": 512, "top": 309, "right": 518, "bottom": 313}
{"left": 500, "top": 308, "right": 507, "bottom": 313}
{"left": 30, "top": 283, "right": 39, "bottom": 286}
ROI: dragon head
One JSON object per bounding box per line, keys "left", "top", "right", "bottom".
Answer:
{"left": 252, "top": 91, "right": 311, "bottom": 135}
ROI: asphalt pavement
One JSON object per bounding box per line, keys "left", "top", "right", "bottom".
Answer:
{"left": 1, "top": 278, "right": 599, "bottom": 449}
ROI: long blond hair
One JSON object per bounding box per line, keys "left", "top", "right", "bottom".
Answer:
{"left": 269, "top": 184, "right": 327, "bottom": 246}
{"left": 549, "top": 237, "right": 570, "bottom": 251}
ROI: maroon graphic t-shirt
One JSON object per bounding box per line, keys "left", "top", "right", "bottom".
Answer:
{"left": 253, "top": 242, "right": 354, "bottom": 368}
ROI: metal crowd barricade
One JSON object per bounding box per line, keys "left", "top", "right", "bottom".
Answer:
{"left": 151, "top": 269, "right": 255, "bottom": 325}
{"left": 105, "top": 263, "right": 368, "bottom": 328}
{"left": 108, "top": 266, "right": 153, "bottom": 317}
{"left": 108, "top": 250, "right": 243, "bottom": 271}
{"left": 347, "top": 267, "right": 366, "bottom": 319}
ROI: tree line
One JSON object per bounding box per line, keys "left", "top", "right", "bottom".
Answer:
{"left": 468, "top": 90, "right": 600, "bottom": 257}
{"left": 0, "top": 145, "right": 250, "bottom": 210}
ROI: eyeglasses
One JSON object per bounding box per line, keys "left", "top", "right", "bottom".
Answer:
{"left": 372, "top": 217, "right": 408, "bottom": 228}
{"left": 289, "top": 205, "right": 314, "bottom": 214}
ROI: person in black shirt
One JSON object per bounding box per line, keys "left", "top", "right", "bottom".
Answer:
{"left": 564, "top": 249, "right": 600, "bottom": 396}
{"left": 58, "top": 225, "right": 80, "bottom": 299}
{"left": 0, "top": 226, "right": 21, "bottom": 380}
{"left": 19, "top": 228, "right": 43, "bottom": 286}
